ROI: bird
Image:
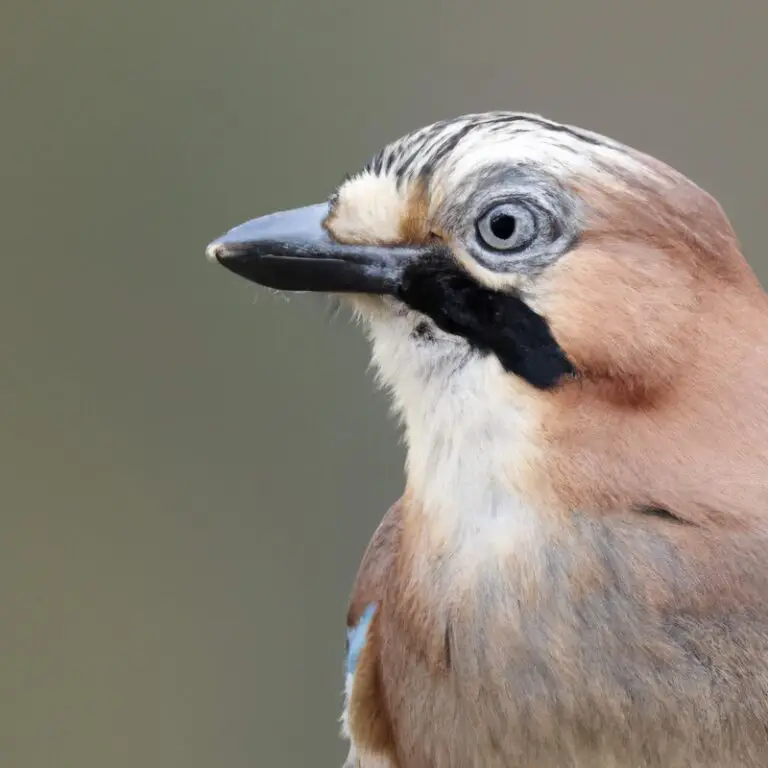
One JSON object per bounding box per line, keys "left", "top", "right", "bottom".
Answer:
{"left": 206, "top": 112, "right": 768, "bottom": 767}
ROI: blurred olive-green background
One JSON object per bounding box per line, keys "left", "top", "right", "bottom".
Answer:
{"left": 2, "top": 1, "right": 767, "bottom": 766}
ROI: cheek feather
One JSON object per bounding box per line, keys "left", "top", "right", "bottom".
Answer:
{"left": 536, "top": 240, "right": 699, "bottom": 404}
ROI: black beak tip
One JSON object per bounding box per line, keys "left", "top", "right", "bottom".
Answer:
{"left": 206, "top": 241, "right": 226, "bottom": 265}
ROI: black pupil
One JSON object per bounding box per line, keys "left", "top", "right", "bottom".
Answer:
{"left": 489, "top": 212, "right": 516, "bottom": 240}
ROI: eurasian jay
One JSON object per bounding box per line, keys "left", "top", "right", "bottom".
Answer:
{"left": 206, "top": 112, "right": 768, "bottom": 768}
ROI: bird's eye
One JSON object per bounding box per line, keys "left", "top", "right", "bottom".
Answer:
{"left": 476, "top": 202, "right": 538, "bottom": 253}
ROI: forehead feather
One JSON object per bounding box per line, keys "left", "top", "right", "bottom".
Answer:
{"left": 365, "top": 112, "right": 653, "bottom": 187}
{"left": 353, "top": 113, "right": 676, "bottom": 212}
{"left": 327, "top": 112, "right": 727, "bottom": 255}
{"left": 326, "top": 173, "right": 408, "bottom": 244}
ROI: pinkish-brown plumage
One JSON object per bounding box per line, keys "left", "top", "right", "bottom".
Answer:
{"left": 208, "top": 112, "right": 768, "bottom": 767}
{"left": 337, "top": 114, "right": 768, "bottom": 768}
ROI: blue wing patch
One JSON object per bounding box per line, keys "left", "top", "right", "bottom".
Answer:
{"left": 346, "top": 602, "right": 377, "bottom": 677}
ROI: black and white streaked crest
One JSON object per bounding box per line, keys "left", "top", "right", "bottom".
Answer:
{"left": 362, "top": 112, "right": 628, "bottom": 187}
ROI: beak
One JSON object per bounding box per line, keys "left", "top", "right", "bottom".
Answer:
{"left": 206, "top": 202, "right": 430, "bottom": 294}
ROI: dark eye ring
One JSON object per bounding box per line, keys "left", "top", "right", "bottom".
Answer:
{"left": 476, "top": 201, "right": 538, "bottom": 253}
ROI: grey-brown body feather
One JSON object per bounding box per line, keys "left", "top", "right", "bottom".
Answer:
{"left": 347, "top": 501, "right": 768, "bottom": 768}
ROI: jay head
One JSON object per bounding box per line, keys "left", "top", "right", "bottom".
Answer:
{"left": 207, "top": 113, "right": 768, "bottom": 767}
